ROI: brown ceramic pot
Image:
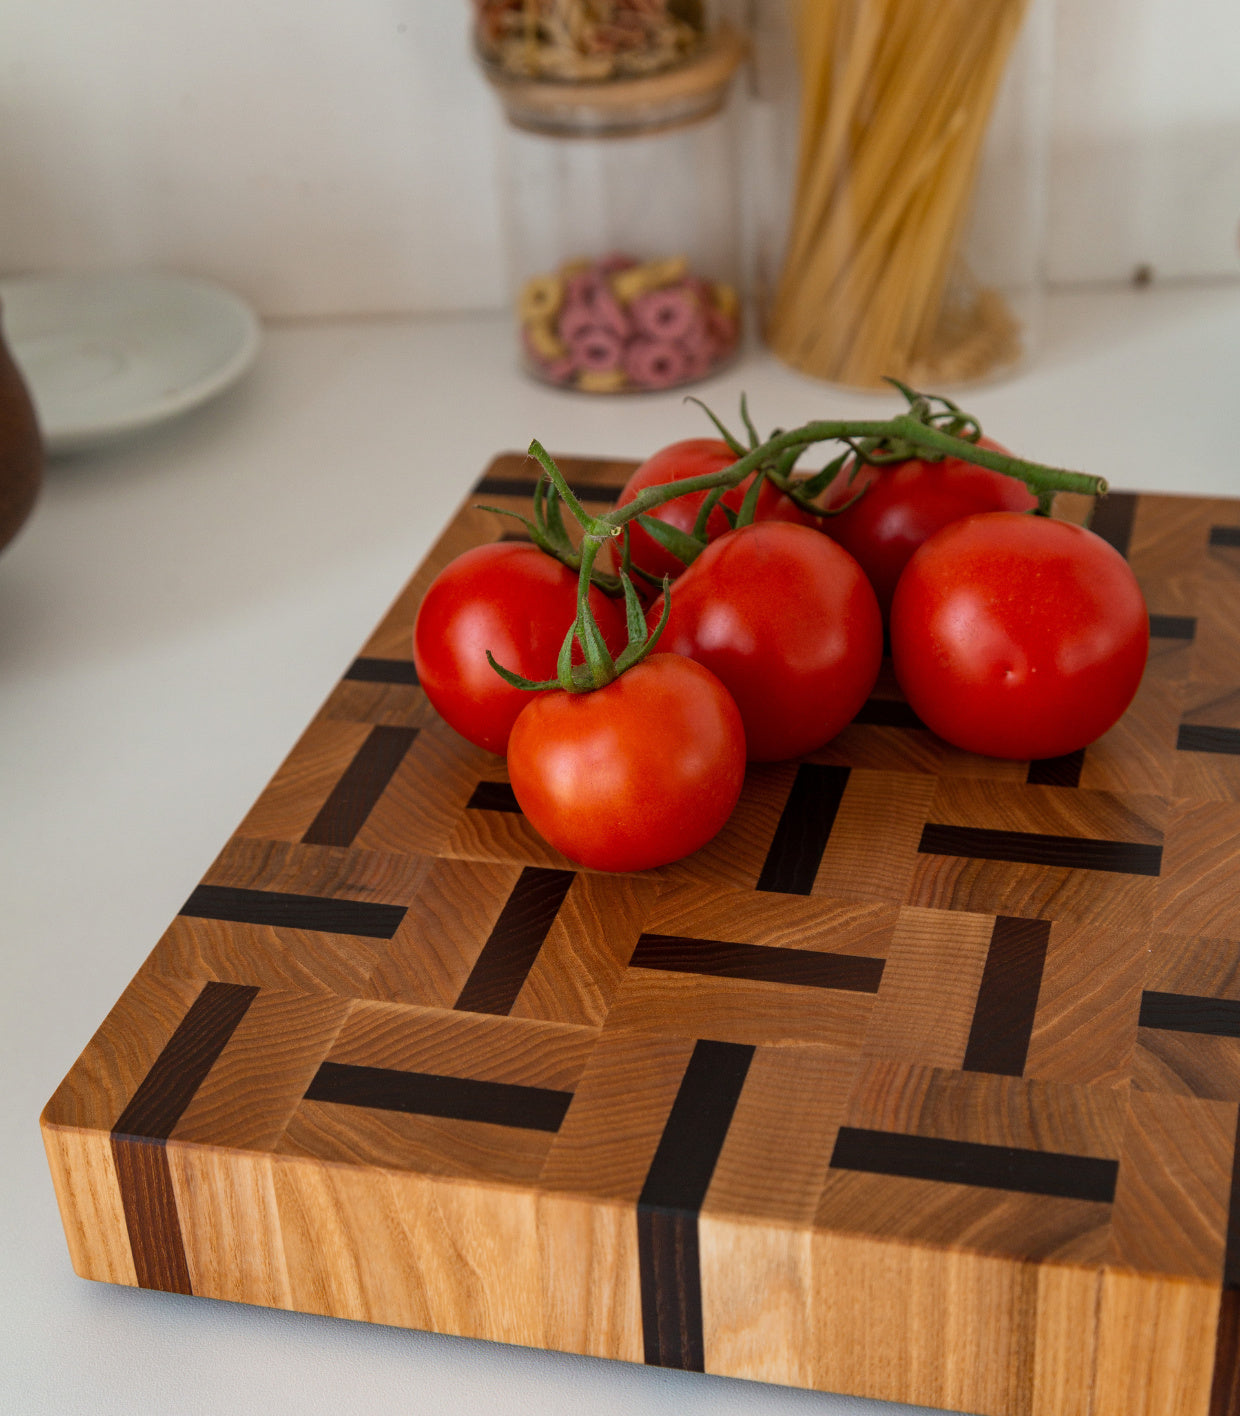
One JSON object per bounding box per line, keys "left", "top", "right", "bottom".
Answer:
{"left": 0, "top": 299, "right": 42, "bottom": 553}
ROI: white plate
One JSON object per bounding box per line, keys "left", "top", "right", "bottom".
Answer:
{"left": 0, "top": 270, "right": 261, "bottom": 454}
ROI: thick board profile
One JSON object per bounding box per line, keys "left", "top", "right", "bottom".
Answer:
{"left": 41, "top": 458, "right": 1240, "bottom": 1416}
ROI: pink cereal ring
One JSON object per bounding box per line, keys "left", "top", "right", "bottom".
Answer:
{"left": 558, "top": 295, "right": 603, "bottom": 345}
{"left": 677, "top": 309, "right": 712, "bottom": 359}
{"left": 570, "top": 326, "right": 624, "bottom": 373}
{"left": 564, "top": 265, "right": 632, "bottom": 336}
{"left": 589, "top": 281, "right": 630, "bottom": 339}
{"left": 630, "top": 286, "right": 696, "bottom": 342}
{"left": 677, "top": 340, "right": 714, "bottom": 381}
{"left": 597, "top": 252, "right": 637, "bottom": 275}
{"left": 707, "top": 306, "right": 740, "bottom": 353}
{"left": 623, "top": 337, "right": 690, "bottom": 390}
{"left": 565, "top": 268, "right": 620, "bottom": 317}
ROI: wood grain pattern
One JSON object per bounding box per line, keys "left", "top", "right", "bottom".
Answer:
{"left": 41, "top": 463, "right": 1240, "bottom": 1415}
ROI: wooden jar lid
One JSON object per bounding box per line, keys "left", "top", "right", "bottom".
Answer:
{"left": 479, "top": 23, "right": 748, "bottom": 137}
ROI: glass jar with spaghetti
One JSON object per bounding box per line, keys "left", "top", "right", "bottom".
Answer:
{"left": 751, "top": 0, "right": 1053, "bottom": 391}
{"left": 474, "top": 2, "right": 748, "bottom": 394}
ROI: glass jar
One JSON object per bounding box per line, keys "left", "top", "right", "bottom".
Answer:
{"left": 479, "top": 13, "right": 747, "bottom": 394}
{"left": 752, "top": 0, "right": 1053, "bottom": 391}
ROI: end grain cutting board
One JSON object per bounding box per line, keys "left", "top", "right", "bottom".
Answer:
{"left": 41, "top": 455, "right": 1240, "bottom": 1416}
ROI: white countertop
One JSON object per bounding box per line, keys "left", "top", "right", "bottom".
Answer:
{"left": 4, "top": 285, "right": 1239, "bottom": 1416}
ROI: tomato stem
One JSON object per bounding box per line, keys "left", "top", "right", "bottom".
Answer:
{"left": 603, "top": 416, "right": 1102, "bottom": 531}
{"left": 884, "top": 417, "right": 1106, "bottom": 501}
{"left": 504, "top": 383, "right": 1109, "bottom": 696}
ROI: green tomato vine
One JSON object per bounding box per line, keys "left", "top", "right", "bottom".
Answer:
{"left": 485, "top": 380, "right": 1108, "bottom": 695}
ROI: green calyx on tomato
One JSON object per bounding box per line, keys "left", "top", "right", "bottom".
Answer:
{"left": 412, "top": 541, "right": 629, "bottom": 755}
{"left": 485, "top": 439, "right": 675, "bottom": 697}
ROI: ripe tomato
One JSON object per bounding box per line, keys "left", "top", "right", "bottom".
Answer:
{"left": 822, "top": 438, "right": 1038, "bottom": 618}
{"left": 413, "top": 542, "right": 627, "bottom": 755}
{"left": 890, "top": 512, "right": 1149, "bottom": 760}
{"left": 650, "top": 521, "right": 883, "bottom": 761}
{"left": 616, "top": 437, "right": 815, "bottom": 581}
{"left": 507, "top": 654, "right": 746, "bottom": 872}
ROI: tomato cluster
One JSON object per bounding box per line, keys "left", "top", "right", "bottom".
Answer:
{"left": 413, "top": 415, "right": 1146, "bottom": 873}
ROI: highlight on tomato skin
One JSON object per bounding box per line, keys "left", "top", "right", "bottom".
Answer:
{"left": 412, "top": 541, "right": 628, "bottom": 756}
{"left": 505, "top": 654, "right": 747, "bottom": 873}
{"left": 889, "top": 511, "right": 1150, "bottom": 761}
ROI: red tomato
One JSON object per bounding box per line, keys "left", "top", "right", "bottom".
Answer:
{"left": 822, "top": 437, "right": 1038, "bottom": 618}
{"left": 507, "top": 654, "right": 746, "bottom": 872}
{"left": 650, "top": 522, "right": 883, "bottom": 761}
{"left": 890, "top": 512, "right": 1149, "bottom": 760}
{"left": 616, "top": 438, "right": 815, "bottom": 581}
{"left": 413, "top": 542, "right": 627, "bottom": 755}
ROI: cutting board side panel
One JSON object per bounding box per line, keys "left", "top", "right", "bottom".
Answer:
{"left": 41, "top": 1124, "right": 138, "bottom": 1287}
{"left": 265, "top": 1155, "right": 642, "bottom": 1359}
{"left": 1092, "top": 1269, "right": 1221, "bottom": 1416}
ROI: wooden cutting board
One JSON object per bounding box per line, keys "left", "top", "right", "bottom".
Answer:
{"left": 42, "top": 455, "right": 1240, "bottom": 1416}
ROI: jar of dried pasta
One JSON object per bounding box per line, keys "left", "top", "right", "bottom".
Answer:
{"left": 473, "top": 2, "right": 748, "bottom": 393}
{"left": 751, "top": 0, "right": 1053, "bottom": 391}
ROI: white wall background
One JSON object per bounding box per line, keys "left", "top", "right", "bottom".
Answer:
{"left": 1, "top": 0, "right": 1238, "bottom": 319}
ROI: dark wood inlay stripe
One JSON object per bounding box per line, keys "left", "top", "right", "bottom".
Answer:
{"left": 454, "top": 868, "right": 575, "bottom": 1015}
{"left": 756, "top": 764, "right": 850, "bottom": 896}
{"left": 918, "top": 823, "right": 1162, "bottom": 876}
{"left": 302, "top": 725, "right": 418, "bottom": 847}
{"left": 1178, "top": 725, "right": 1240, "bottom": 756}
{"left": 1208, "top": 1111, "right": 1240, "bottom": 1413}
{"left": 962, "top": 916, "right": 1051, "bottom": 1076}
{"left": 630, "top": 933, "right": 884, "bottom": 993}
{"left": 1227, "top": 1117, "right": 1240, "bottom": 1294}
{"left": 1027, "top": 750, "right": 1085, "bottom": 788}
{"left": 1149, "top": 614, "right": 1196, "bottom": 641}
{"left": 343, "top": 656, "right": 420, "bottom": 685}
{"left": 467, "top": 780, "right": 522, "bottom": 813}
{"left": 111, "top": 1138, "right": 194, "bottom": 1294}
{"left": 1089, "top": 491, "right": 1138, "bottom": 558}
{"left": 1210, "top": 526, "right": 1240, "bottom": 549}
{"left": 474, "top": 475, "right": 626, "bottom": 503}
{"left": 638, "top": 1208, "right": 701, "bottom": 1372}
{"left": 853, "top": 699, "right": 926, "bottom": 730}
{"left": 304, "top": 1061, "right": 572, "bottom": 1132}
{"left": 111, "top": 981, "right": 259, "bottom": 1294}
{"left": 1210, "top": 1290, "right": 1240, "bottom": 1416}
{"left": 830, "top": 1127, "right": 1118, "bottom": 1203}
{"left": 180, "top": 885, "right": 407, "bottom": 939}
{"left": 638, "top": 1039, "right": 754, "bottom": 1370}
{"left": 1139, "top": 991, "right": 1240, "bottom": 1039}
{"left": 1225, "top": 1108, "right": 1240, "bottom": 1293}
{"left": 113, "top": 981, "right": 261, "bottom": 1140}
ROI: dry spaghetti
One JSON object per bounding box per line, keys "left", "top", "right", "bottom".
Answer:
{"left": 766, "top": 0, "right": 1030, "bottom": 388}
